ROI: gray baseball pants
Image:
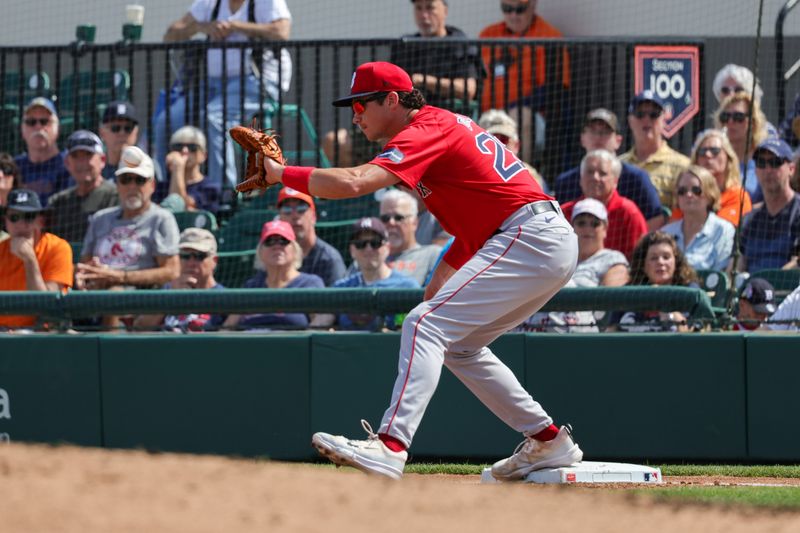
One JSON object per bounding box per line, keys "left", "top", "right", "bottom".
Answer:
{"left": 379, "top": 201, "right": 579, "bottom": 447}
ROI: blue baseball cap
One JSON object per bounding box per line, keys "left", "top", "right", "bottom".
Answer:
{"left": 628, "top": 90, "right": 665, "bottom": 114}
{"left": 754, "top": 137, "right": 793, "bottom": 161}
{"left": 66, "top": 130, "right": 105, "bottom": 156}
{"left": 24, "top": 96, "right": 57, "bottom": 117}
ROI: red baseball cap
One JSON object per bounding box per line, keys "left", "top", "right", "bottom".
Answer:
{"left": 332, "top": 62, "right": 413, "bottom": 107}
{"left": 277, "top": 186, "right": 316, "bottom": 211}
{"left": 260, "top": 220, "right": 296, "bottom": 244}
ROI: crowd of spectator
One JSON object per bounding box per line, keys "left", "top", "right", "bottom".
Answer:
{"left": 1, "top": 0, "right": 799, "bottom": 333}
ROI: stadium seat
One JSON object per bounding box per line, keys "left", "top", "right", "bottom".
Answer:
{"left": 215, "top": 249, "right": 257, "bottom": 288}
{"left": 57, "top": 70, "right": 130, "bottom": 135}
{"left": 695, "top": 269, "right": 731, "bottom": 310}
{"left": 0, "top": 72, "right": 51, "bottom": 152}
{"left": 251, "top": 102, "right": 331, "bottom": 167}
{"left": 172, "top": 210, "right": 219, "bottom": 233}
{"left": 216, "top": 209, "right": 277, "bottom": 251}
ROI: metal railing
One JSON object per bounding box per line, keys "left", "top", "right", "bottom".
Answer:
{"left": 1, "top": 38, "right": 707, "bottom": 188}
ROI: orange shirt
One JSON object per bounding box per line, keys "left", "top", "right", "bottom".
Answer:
{"left": 0, "top": 232, "right": 73, "bottom": 328}
{"left": 670, "top": 186, "right": 752, "bottom": 227}
{"left": 479, "top": 16, "right": 570, "bottom": 111}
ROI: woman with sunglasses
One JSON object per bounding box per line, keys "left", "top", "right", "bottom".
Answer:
{"left": 671, "top": 129, "right": 752, "bottom": 226}
{"left": 713, "top": 92, "right": 769, "bottom": 205}
{"left": 612, "top": 232, "right": 698, "bottom": 333}
{"left": 661, "top": 165, "right": 735, "bottom": 271}
{"left": 223, "top": 220, "right": 323, "bottom": 330}
{"left": 162, "top": 126, "right": 221, "bottom": 214}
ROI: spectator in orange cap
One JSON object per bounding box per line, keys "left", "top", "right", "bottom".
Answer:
{"left": 276, "top": 187, "right": 346, "bottom": 285}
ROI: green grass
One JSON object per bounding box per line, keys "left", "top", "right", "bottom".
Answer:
{"left": 645, "top": 486, "right": 800, "bottom": 510}
{"left": 659, "top": 464, "right": 800, "bottom": 478}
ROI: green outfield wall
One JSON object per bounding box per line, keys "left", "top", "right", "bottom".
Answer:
{"left": 0, "top": 333, "right": 796, "bottom": 462}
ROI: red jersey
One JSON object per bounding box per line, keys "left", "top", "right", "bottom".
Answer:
{"left": 369, "top": 105, "right": 551, "bottom": 269}
{"left": 562, "top": 190, "right": 648, "bottom": 259}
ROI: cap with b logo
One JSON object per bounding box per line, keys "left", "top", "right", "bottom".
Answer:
{"left": 741, "top": 277, "right": 776, "bottom": 314}
{"left": 332, "top": 62, "right": 413, "bottom": 107}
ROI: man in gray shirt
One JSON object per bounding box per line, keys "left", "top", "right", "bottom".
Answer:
{"left": 379, "top": 188, "right": 442, "bottom": 286}
{"left": 76, "top": 146, "right": 180, "bottom": 328}
{"left": 47, "top": 130, "right": 118, "bottom": 243}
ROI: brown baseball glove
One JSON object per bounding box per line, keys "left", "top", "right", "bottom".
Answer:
{"left": 229, "top": 118, "right": 286, "bottom": 193}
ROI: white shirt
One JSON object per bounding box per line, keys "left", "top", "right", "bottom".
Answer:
{"left": 766, "top": 283, "right": 800, "bottom": 331}
{"left": 662, "top": 212, "right": 735, "bottom": 271}
{"left": 190, "top": 0, "right": 292, "bottom": 92}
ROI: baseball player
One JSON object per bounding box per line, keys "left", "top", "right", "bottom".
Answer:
{"left": 260, "top": 61, "right": 583, "bottom": 480}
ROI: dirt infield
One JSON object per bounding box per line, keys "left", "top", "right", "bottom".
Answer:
{"left": 2, "top": 443, "right": 800, "bottom": 533}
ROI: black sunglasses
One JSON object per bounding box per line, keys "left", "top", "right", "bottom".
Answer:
{"left": 352, "top": 238, "right": 384, "bottom": 250}
{"left": 110, "top": 123, "right": 135, "bottom": 134}
{"left": 170, "top": 143, "right": 201, "bottom": 153}
{"left": 500, "top": 3, "right": 528, "bottom": 14}
{"left": 573, "top": 218, "right": 602, "bottom": 228}
{"left": 263, "top": 236, "right": 291, "bottom": 247}
{"left": 720, "top": 86, "right": 745, "bottom": 96}
{"left": 379, "top": 213, "right": 410, "bottom": 224}
{"left": 180, "top": 251, "right": 210, "bottom": 261}
{"left": 696, "top": 146, "right": 722, "bottom": 158}
{"left": 755, "top": 156, "right": 787, "bottom": 169}
{"left": 117, "top": 174, "right": 149, "bottom": 186}
{"left": 633, "top": 110, "right": 661, "bottom": 120}
{"left": 677, "top": 185, "right": 704, "bottom": 196}
{"left": 719, "top": 111, "right": 747, "bottom": 123}
{"left": 0, "top": 163, "right": 16, "bottom": 175}
{"left": 6, "top": 212, "right": 38, "bottom": 223}
{"left": 23, "top": 117, "right": 51, "bottom": 127}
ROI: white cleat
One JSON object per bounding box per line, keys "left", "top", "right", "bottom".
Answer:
{"left": 312, "top": 420, "right": 408, "bottom": 480}
{"left": 491, "top": 424, "right": 583, "bottom": 481}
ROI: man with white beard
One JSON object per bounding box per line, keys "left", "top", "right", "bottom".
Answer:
{"left": 75, "top": 146, "right": 180, "bottom": 329}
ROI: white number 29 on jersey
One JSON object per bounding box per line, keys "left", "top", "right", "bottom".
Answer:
{"left": 474, "top": 131, "right": 526, "bottom": 182}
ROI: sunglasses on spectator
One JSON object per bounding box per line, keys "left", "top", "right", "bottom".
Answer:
{"left": 379, "top": 213, "right": 410, "bottom": 224}
{"left": 719, "top": 111, "right": 747, "bottom": 123}
{"left": 23, "top": 117, "right": 51, "bottom": 127}
{"left": 351, "top": 93, "right": 386, "bottom": 115}
{"left": 263, "top": 236, "right": 291, "bottom": 247}
{"left": 720, "top": 86, "right": 745, "bottom": 96}
{"left": 109, "top": 123, "right": 135, "bottom": 134}
{"left": 278, "top": 203, "right": 310, "bottom": 216}
{"left": 170, "top": 143, "right": 201, "bottom": 153}
{"left": 573, "top": 218, "right": 602, "bottom": 228}
{"left": 500, "top": 3, "right": 528, "bottom": 14}
{"left": 6, "top": 212, "right": 38, "bottom": 223}
{"left": 696, "top": 146, "right": 722, "bottom": 158}
{"left": 0, "top": 163, "right": 15, "bottom": 175}
{"left": 633, "top": 110, "right": 661, "bottom": 120}
{"left": 493, "top": 133, "right": 511, "bottom": 144}
{"left": 180, "top": 251, "right": 210, "bottom": 261}
{"left": 755, "top": 156, "right": 787, "bottom": 169}
{"left": 677, "top": 185, "right": 704, "bottom": 196}
{"left": 352, "top": 238, "right": 384, "bottom": 250}
{"left": 117, "top": 174, "right": 149, "bottom": 186}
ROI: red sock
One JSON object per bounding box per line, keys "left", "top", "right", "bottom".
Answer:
{"left": 379, "top": 433, "right": 407, "bottom": 453}
{"left": 531, "top": 424, "right": 559, "bottom": 441}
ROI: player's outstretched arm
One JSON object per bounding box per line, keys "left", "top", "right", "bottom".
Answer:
{"left": 263, "top": 157, "right": 400, "bottom": 199}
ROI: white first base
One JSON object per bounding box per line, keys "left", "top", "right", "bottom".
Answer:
{"left": 481, "top": 461, "right": 663, "bottom": 484}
